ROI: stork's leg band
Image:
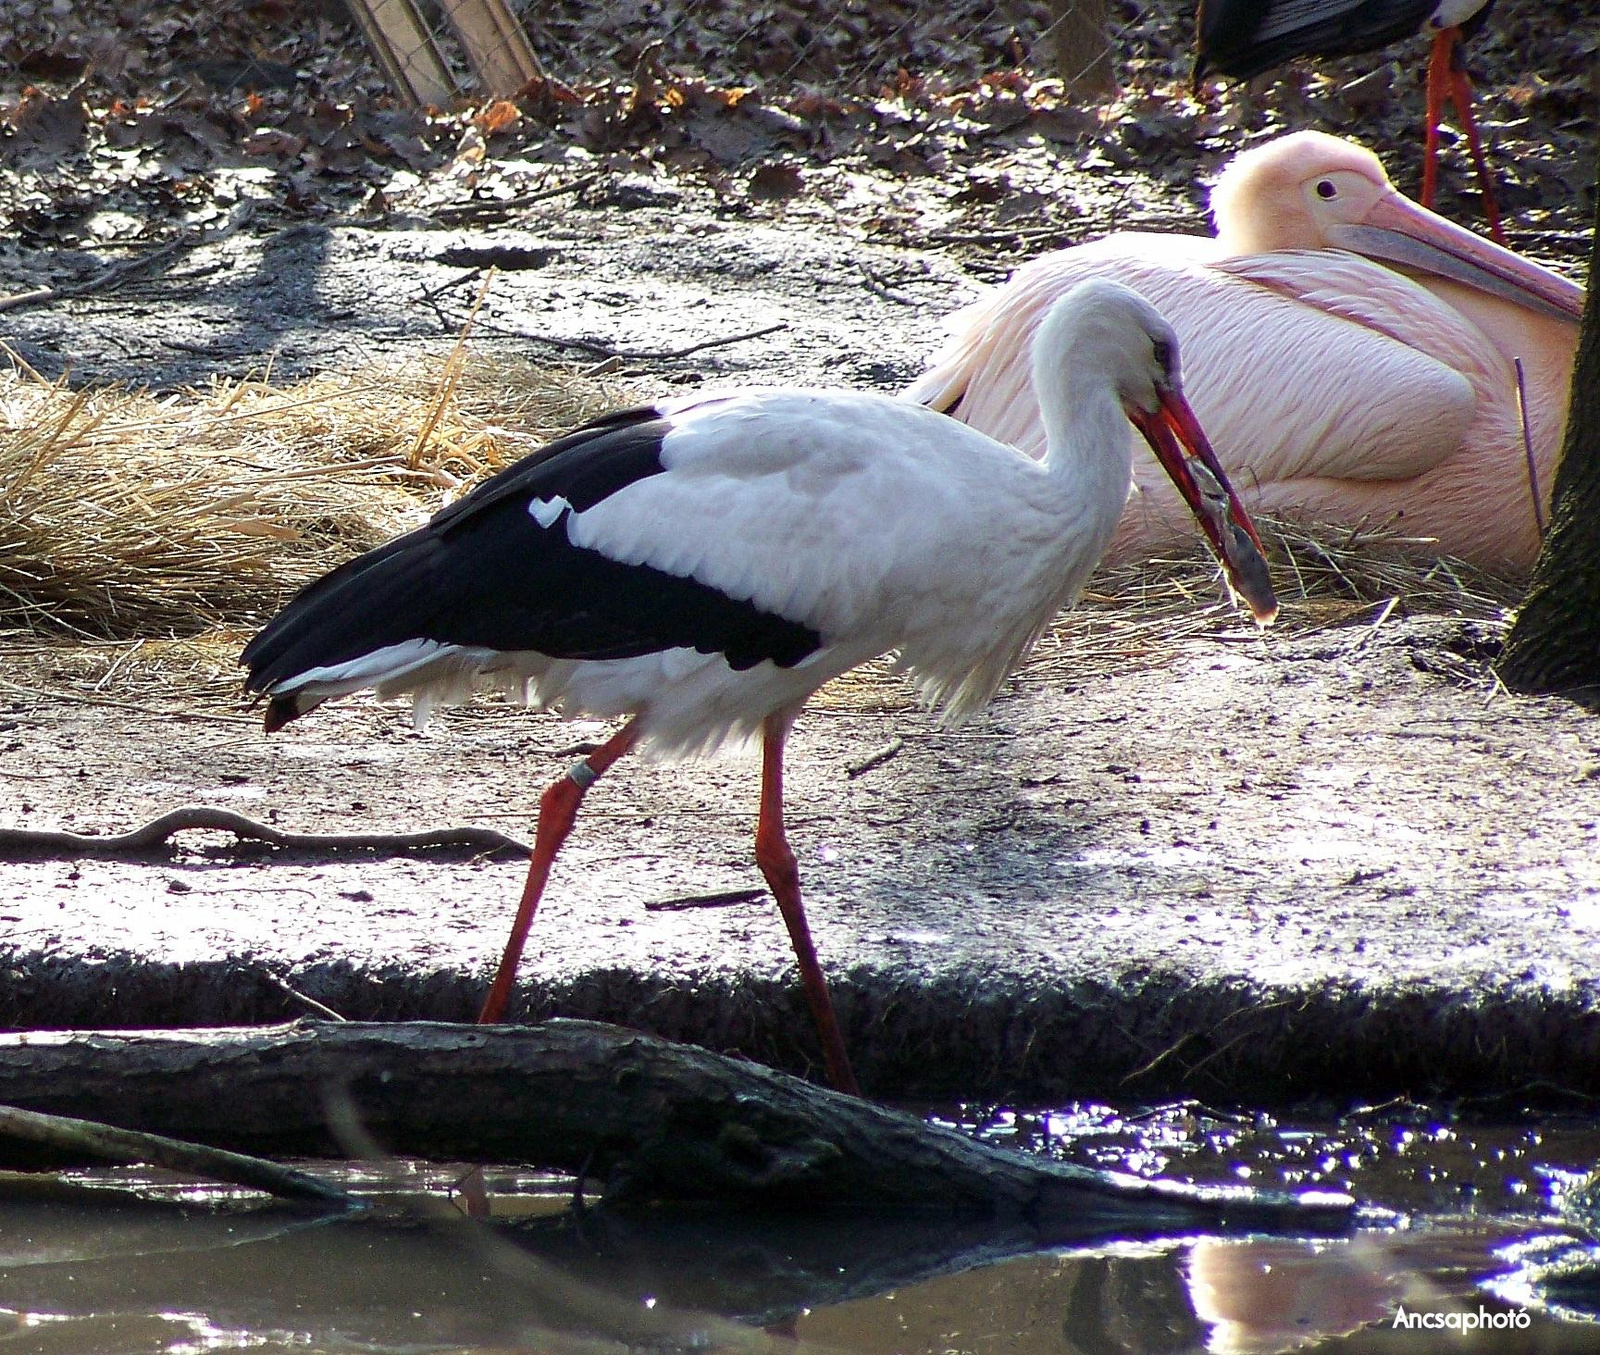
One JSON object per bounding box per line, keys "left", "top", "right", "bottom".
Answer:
{"left": 566, "top": 759, "right": 599, "bottom": 790}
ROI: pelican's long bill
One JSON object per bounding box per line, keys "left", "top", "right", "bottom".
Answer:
{"left": 1129, "top": 390, "right": 1279, "bottom": 625}
{"left": 1328, "top": 191, "right": 1585, "bottom": 323}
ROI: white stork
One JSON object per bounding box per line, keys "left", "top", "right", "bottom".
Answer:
{"left": 241, "top": 279, "right": 1279, "bottom": 1097}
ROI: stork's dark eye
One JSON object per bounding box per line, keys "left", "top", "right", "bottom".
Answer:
{"left": 1152, "top": 339, "right": 1173, "bottom": 373}
{"left": 1315, "top": 179, "right": 1338, "bottom": 199}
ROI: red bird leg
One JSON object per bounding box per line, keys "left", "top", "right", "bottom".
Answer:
{"left": 754, "top": 713, "right": 861, "bottom": 1096}
{"left": 1421, "top": 28, "right": 1450, "bottom": 209}
{"left": 1445, "top": 45, "right": 1506, "bottom": 245}
{"left": 477, "top": 722, "right": 640, "bottom": 1024}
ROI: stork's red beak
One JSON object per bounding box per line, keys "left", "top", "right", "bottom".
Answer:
{"left": 1129, "top": 388, "right": 1279, "bottom": 625}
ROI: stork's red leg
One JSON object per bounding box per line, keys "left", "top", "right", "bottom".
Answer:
{"left": 477, "top": 722, "right": 639, "bottom": 1023}
{"left": 1421, "top": 28, "right": 1449, "bottom": 210}
{"left": 1422, "top": 26, "right": 1505, "bottom": 244}
{"left": 1444, "top": 41, "right": 1506, "bottom": 245}
{"left": 754, "top": 713, "right": 861, "bottom": 1096}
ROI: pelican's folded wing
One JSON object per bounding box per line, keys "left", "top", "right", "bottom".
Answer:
{"left": 909, "top": 238, "right": 1482, "bottom": 488}
{"left": 1177, "top": 248, "right": 1487, "bottom": 486}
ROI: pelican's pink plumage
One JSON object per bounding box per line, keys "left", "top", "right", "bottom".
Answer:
{"left": 909, "top": 131, "right": 1583, "bottom": 573}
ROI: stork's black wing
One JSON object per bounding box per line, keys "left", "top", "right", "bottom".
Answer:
{"left": 240, "top": 404, "right": 821, "bottom": 700}
{"left": 1195, "top": 0, "right": 1438, "bottom": 81}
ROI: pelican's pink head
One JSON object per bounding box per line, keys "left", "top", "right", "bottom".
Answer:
{"left": 1209, "top": 130, "right": 1584, "bottom": 322}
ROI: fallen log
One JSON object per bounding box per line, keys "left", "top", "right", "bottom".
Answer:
{"left": 0, "top": 1018, "right": 1352, "bottom": 1229}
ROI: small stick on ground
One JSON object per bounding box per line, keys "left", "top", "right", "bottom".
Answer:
{"left": 644, "top": 886, "right": 767, "bottom": 913}
{"left": 528, "top": 321, "right": 789, "bottom": 363}
{"left": 1342, "top": 596, "right": 1401, "bottom": 654}
{"left": 846, "top": 737, "right": 904, "bottom": 778}
{"left": 1514, "top": 356, "right": 1546, "bottom": 538}
{"left": 259, "top": 969, "right": 350, "bottom": 1021}
{"left": 431, "top": 172, "right": 601, "bottom": 223}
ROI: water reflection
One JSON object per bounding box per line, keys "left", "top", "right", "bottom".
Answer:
{"left": 2, "top": 1102, "right": 1600, "bottom": 1353}
{"left": 1188, "top": 1237, "right": 1405, "bottom": 1352}
{"left": 0, "top": 1180, "right": 779, "bottom": 1353}
{"left": 792, "top": 1231, "right": 1593, "bottom": 1352}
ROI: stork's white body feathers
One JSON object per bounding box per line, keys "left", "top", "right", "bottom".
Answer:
{"left": 262, "top": 380, "right": 1132, "bottom": 761}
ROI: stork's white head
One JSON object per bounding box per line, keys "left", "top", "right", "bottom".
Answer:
{"left": 1033, "top": 279, "right": 1279, "bottom": 624}
{"left": 1031, "top": 277, "right": 1183, "bottom": 421}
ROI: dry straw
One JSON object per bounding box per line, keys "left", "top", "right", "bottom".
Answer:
{"left": 0, "top": 347, "right": 1518, "bottom": 709}
{"left": 0, "top": 345, "right": 633, "bottom": 640}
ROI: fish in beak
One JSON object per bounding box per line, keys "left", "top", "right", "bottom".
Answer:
{"left": 1328, "top": 189, "right": 1584, "bottom": 323}
{"left": 1128, "top": 387, "right": 1280, "bottom": 626}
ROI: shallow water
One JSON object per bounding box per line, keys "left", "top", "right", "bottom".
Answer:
{"left": 3, "top": 1101, "right": 1600, "bottom": 1353}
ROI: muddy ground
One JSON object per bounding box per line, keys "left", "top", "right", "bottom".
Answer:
{"left": 3, "top": 602, "right": 1599, "bottom": 1102}
{"left": 2, "top": 5, "right": 1599, "bottom": 1105}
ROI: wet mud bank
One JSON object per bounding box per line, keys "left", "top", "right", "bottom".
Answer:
{"left": 4, "top": 617, "right": 1598, "bottom": 1104}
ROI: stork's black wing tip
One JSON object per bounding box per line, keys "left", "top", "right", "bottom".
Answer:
{"left": 262, "top": 696, "right": 298, "bottom": 734}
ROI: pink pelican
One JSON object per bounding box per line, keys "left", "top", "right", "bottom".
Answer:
{"left": 1194, "top": 0, "right": 1505, "bottom": 240}
{"left": 241, "top": 279, "right": 1278, "bottom": 1098}
{"left": 908, "top": 131, "right": 1583, "bottom": 573}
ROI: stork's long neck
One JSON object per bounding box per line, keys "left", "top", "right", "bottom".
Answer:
{"left": 1035, "top": 342, "right": 1138, "bottom": 548}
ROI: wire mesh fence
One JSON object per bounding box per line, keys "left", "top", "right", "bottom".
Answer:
{"left": 0, "top": 0, "right": 1176, "bottom": 111}
{"left": 0, "top": 0, "right": 1590, "bottom": 269}
{"left": 522, "top": 0, "right": 1071, "bottom": 90}
{"left": 0, "top": 1, "right": 382, "bottom": 105}
{"left": 0, "top": 0, "right": 1197, "bottom": 261}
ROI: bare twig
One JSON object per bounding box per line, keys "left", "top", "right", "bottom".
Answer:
{"left": 923, "top": 224, "right": 1074, "bottom": 246}
{"left": 1513, "top": 356, "right": 1546, "bottom": 538}
{"left": 418, "top": 268, "right": 484, "bottom": 305}
{"left": 858, "top": 263, "right": 918, "bottom": 305}
{"left": 0, "top": 286, "right": 56, "bottom": 314}
{"left": 846, "top": 737, "right": 904, "bottom": 778}
{"left": 258, "top": 970, "right": 350, "bottom": 1021}
{"left": 644, "top": 886, "right": 767, "bottom": 912}
{"left": 530, "top": 321, "right": 789, "bottom": 363}
{"left": 431, "top": 172, "right": 601, "bottom": 222}
{"left": 0, "top": 1102, "right": 355, "bottom": 1208}
{"left": 1341, "top": 596, "right": 1400, "bottom": 654}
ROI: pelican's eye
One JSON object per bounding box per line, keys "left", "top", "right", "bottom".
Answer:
{"left": 1315, "top": 179, "right": 1338, "bottom": 200}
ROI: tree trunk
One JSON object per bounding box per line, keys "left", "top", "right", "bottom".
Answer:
{"left": 0, "top": 1018, "right": 1350, "bottom": 1231}
{"left": 1043, "top": 0, "right": 1117, "bottom": 95}
{"left": 1497, "top": 169, "right": 1600, "bottom": 695}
